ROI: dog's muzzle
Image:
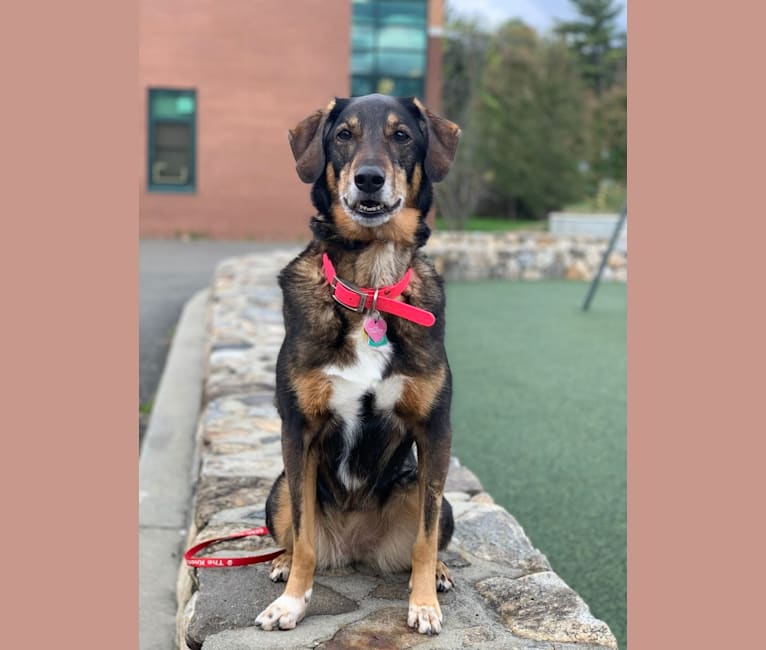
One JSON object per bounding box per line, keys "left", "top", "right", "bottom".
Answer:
{"left": 342, "top": 164, "right": 402, "bottom": 226}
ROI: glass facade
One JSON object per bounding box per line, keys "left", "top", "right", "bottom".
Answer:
{"left": 351, "top": 0, "right": 428, "bottom": 98}
{"left": 147, "top": 88, "right": 196, "bottom": 192}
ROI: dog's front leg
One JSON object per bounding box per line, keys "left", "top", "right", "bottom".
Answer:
{"left": 256, "top": 436, "right": 318, "bottom": 631}
{"left": 409, "top": 421, "right": 452, "bottom": 635}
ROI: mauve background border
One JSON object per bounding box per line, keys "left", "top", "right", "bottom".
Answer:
{"left": 1, "top": 1, "right": 765, "bottom": 648}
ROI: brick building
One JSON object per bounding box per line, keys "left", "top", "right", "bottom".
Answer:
{"left": 139, "top": 0, "right": 444, "bottom": 239}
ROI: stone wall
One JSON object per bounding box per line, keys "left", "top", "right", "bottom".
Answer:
{"left": 549, "top": 212, "right": 627, "bottom": 244}
{"left": 424, "top": 231, "right": 627, "bottom": 282}
{"left": 175, "top": 250, "right": 618, "bottom": 649}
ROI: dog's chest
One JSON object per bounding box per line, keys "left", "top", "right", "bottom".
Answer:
{"left": 322, "top": 325, "right": 405, "bottom": 490}
{"left": 323, "top": 325, "right": 403, "bottom": 419}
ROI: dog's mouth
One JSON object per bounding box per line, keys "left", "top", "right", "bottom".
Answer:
{"left": 343, "top": 197, "right": 402, "bottom": 226}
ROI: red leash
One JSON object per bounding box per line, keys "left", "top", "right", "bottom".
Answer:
{"left": 184, "top": 526, "right": 285, "bottom": 568}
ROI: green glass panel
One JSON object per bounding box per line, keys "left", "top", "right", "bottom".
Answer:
{"left": 351, "top": 51, "right": 375, "bottom": 74}
{"left": 175, "top": 95, "right": 195, "bottom": 115}
{"left": 151, "top": 94, "right": 179, "bottom": 119}
{"left": 379, "top": 1, "right": 426, "bottom": 27}
{"left": 351, "top": 0, "right": 374, "bottom": 22}
{"left": 351, "top": 77, "right": 375, "bottom": 96}
{"left": 376, "top": 50, "right": 425, "bottom": 76}
{"left": 390, "top": 76, "right": 425, "bottom": 97}
{"left": 352, "top": 24, "right": 375, "bottom": 49}
{"left": 377, "top": 25, "right": 425, "bottom": 50}
{"left": 150, "top": 91, "right": 195, "bottom": 119}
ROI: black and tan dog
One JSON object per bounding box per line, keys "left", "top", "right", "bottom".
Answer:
{"left": 255, "top": 94, "right": 461, "bottom": 635}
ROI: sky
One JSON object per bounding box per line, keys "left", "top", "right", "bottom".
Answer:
{"left": 447, "top": 0, "right": 628, "bottom": 34}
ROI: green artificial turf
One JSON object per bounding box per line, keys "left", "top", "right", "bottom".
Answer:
{"left": 444, "top": 280, "right": 627, "bottom": 649}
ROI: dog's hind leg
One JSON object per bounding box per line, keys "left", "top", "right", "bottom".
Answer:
{"left": 374, "top": 489, "right": 454, "bottom": 595}
{"left": 435, "top": 559, "right": 453, "bottom": 592}
{"left": 435, "top": 496, "right": 454, "bottom": 591}
{"left": 270, "top": 553, "right": 292, "bottom": 582}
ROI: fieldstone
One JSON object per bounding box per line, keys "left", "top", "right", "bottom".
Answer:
{"left": 220, "top": 392, "right": 278, "bottom": 415}
{"left": 504, "top": 258, "right": 522, "bottom": 279}
{"left": 369, "top": 581, "right": 408, "bottom": 600}
{"left": 439, "top": 548, "right": 472, "bottom": 568}
{"left": 452, "top": 504, "right": 551, "bottom": 576}
{"left": 207, "top": 379, "right": 277, "bottom": 403}
{"left": 566, "top": 259, "right": 590, "bottom": 280}
{"left": 201, "top": 450, "right": 284, "bottom": 480}
{"left": 204, "top": 426, "right": 281, "bottom": 456}
{"left": 536, "top": 248, "right": 555, "bottom": 269}
{"left": 210, "top": 341, "right": 253, "bottom": 353}
{"left": 316, "top": 607, "right": 428, "bottom": 650}
{"left": 517, "top": 250, "right": 535, "bottom": 269}
{"left": 521, "top": 268, "right": 543, "bottom": 281}
{"left": 444, "top": 458, "right": 483, "bottom": 495}
{"left": 190, "top": 521, "right": 276, "bottom": 551}
{"left": 470, "top": 491, "right": 495, "bottom": 504}
{"left": 449, "top": 498, "right": 482, "bottom": 518}
{"left": 585, "top": 249, "right": 603, "bottom": 268}
{"left": 177, "top": 591, "right": 198, "bottom": 650}
{"left": 475, "top": 573, "right": 617, "bottom": 648}
{"left": 607, "top": 251, "right": 625, "bottom": 268}
{"left": 186, "top": 567, "right": 358, "bottom": 649}
{"left": 207, "top": 503, "right": 268, "bottom": 527}
{"left": 194, "top": 476, "right": 272, "bottom": 529}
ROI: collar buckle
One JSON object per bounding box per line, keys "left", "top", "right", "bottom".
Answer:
{"left": 330, "top": 276, "right": 369, "bottom": 314}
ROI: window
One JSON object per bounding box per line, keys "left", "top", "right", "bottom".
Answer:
{"left": 351, "top": 0, "right": 428, "bottom": 98}
{"left": 147, "top": 88, "right": 196, "bottom": 192}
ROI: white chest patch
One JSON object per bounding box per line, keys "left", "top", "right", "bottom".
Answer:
{"left": 323, "top": 325, "right": 404, "bottom": 489}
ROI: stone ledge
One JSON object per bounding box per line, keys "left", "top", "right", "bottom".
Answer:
{"left": 175, "top": 250, "right": 618, "bottom": 650}
{"left": 424, "top": 231, "right": 626, "bottom": 282}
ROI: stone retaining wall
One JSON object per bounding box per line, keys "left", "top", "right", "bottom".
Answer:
{"left": 175, "top": 250, "right": 618, "bottom": 649}
{"left": 424, "top": 231, "right": 627, "bottom": 282}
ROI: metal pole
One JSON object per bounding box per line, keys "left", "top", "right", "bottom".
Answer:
{"left": 582, "top": 202, "right": 627, "bottom": 311}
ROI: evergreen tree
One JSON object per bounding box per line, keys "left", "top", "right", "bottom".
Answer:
{"left": 555, "top": 0, "right": 626, "bottom": 95}
{"left": 556, "top": 1, "right": 627, "bottom": 190}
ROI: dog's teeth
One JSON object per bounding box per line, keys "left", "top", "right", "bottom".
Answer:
{"left": 359, "top": 203, "right": 382, "bottom": 213}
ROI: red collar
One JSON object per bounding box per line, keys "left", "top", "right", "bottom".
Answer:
{"left": 322, "top": 252, "right": 436, "bottom": 327}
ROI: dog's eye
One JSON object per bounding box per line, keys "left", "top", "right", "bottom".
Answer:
{"left": 392, "top": 130, "right": 411, "bottom": 143}
{"left": 336, "top": 129, "right": 353, "bottom": 142}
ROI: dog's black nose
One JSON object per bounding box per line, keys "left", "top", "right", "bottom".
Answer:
{"left": 354, "top": 166, "right": 385, "bottom": 194}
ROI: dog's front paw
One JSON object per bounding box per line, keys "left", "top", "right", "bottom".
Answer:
{"left": 407, "top": 600, "right": 443, "bottom": 635}
{"left": 255, "top": 590, "right": 311, "bottom": 631}
{"left": 269, "top": 553, "right": 292, "bottom": 582}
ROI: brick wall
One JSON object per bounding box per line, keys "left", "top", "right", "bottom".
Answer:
{"left": 139, "top": 0, "right": 351, "bottom": 239}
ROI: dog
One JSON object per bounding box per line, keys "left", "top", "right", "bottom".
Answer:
{"left": 256, "top": 93, "right": 461, "bottom": 635}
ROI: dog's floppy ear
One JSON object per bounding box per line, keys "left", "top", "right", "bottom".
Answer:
{"left": 412, "top": 98, "right": 461, "bottom": 182}
{"left": 288, "top": 99, "right": 336, "bottom": 183}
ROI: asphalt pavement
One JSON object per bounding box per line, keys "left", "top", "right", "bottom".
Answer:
{"left": 139, "top": 239, "right": 295, "bottom": 447}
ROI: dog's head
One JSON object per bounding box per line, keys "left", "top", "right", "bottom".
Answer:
{"left": 288, "top": 94, "right": 460, "bottom": 247}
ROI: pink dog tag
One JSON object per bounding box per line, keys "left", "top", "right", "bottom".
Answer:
{"left": 363, "top": 315, "right": 388, "bottom": 343}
